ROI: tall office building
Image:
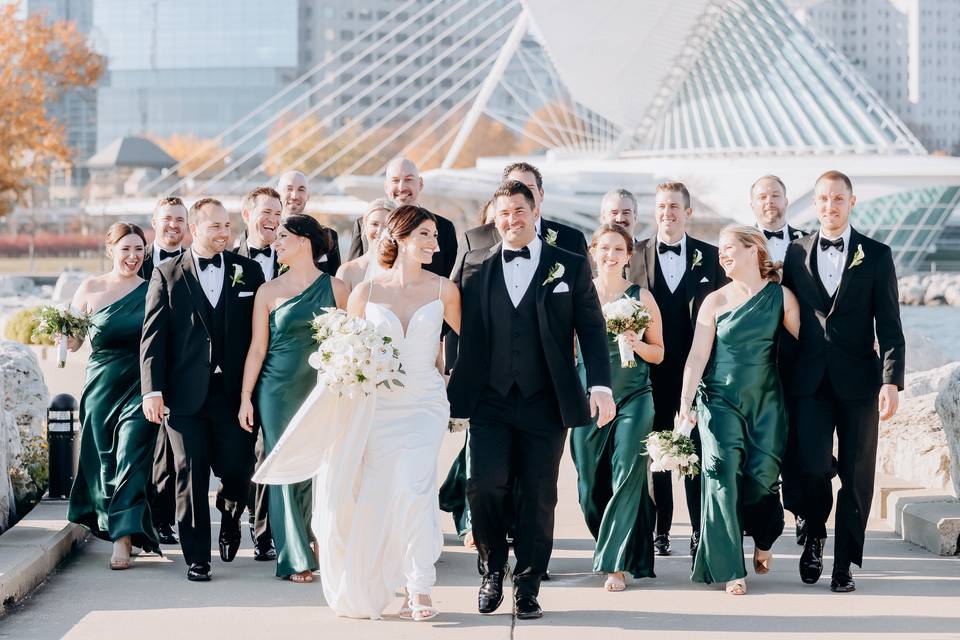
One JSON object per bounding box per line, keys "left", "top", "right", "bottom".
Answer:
{"left": 797, "top": 0, "right": 960, "bottom": 153}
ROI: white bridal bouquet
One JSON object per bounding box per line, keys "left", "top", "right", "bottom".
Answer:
{"left": 644, "top": 431, "right": 700, "bottom": 478}
{"left": 308, "top": 308, "right": 404, "bottom": 398}
{"left": 32, "top": 305, "right": 92, "bottom": 368}
{"left": 601, "top": 297, "right": 651, "bottom": 368}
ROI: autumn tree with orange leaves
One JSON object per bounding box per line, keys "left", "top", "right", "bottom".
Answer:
{"left": 0, "top": 4, "right": 103, "bottom": 216}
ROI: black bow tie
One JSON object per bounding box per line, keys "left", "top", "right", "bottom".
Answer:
{"left": 503, "top": 246, "right": 531, "bottom": 263}
{"left": 250, "top": 246, "right": 272, "bottom": 259}
{"left": 158, "top": 248, "right": 180, "bottom": 260}
{"left": 198, "top": 254, "right": 223, "bottom": 271}
{"left": 658, "top": 242, "right": 681, "bottom": 256}
{"left": 819, "top": 237, "right": 844, "bottom": 252}
{"left": 763, "top": 229, "right": 784, "bottom": 240}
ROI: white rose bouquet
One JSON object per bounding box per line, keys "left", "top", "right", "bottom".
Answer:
{"left": 32, "top": 304, "right": 92, "bottom": 368}
{"left": 308, "top": 308, "right": 404, "bottom": 398}
{"left": 644, "top": 430, "right": 700, "bottom": 478}
{"left": 601, "top": 297, "right": 651, "bottom": 368}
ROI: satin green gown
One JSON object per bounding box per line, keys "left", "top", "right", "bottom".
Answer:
{"left": 256, "top": 274, "right": 334, "bottom": 577}
{"left": 68, "top": 281, "right": 159, "bottom": 553}
{"left": 438, "top": 440, "right": 472, "bottom": 537}
{"left": 570, "top": 284, "right": 657, "bottom": 578}
{"left": 692, "top": 282, "right": 787, "bottom": 584}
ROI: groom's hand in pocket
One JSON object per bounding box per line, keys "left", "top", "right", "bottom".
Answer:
{"left": 590, "top": 388, "right": 616, "bottom": 427}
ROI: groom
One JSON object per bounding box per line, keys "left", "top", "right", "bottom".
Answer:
{"left": 448, "top": 180, "right": 614, "bottom": 619}
{"left": 141, "top": 198, "right": 265, "bottom": 582}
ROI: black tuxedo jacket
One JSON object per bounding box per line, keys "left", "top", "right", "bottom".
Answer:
{"left": 447, "top": 242, "right": 611, "bottom": 428}
{"left": 138, "top": 245, "right": 184, "bottom": 280}
{"left": 346, "top": 208, "right": 458, "bottom": 277}
{"left": 626, "top": 235, "right": 726, "bottom": 328}
{"left": 458, "top": 218, "right": 588, "bottom": 261}
{"left": 781, "top": 228, "right": 905, "bottom": 400}
{"left": 140, "top": 249, "right": 265, "bottom": 415}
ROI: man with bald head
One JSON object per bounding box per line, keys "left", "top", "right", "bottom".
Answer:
{"left": 346, "top": 157, "right": 458, "bottom": 276}
{"left": 276, "top": 170, "right": 342, "bottom": 276}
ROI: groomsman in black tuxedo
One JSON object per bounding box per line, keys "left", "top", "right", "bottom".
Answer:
{"left": 346, "top": 157, "right": 458, "bottom": 276}
{"left": 140, "top": 196, "right": 188, "bottom": 547}
{"left": 448, "top": 180, "right": 614, "bottom": 619}
{"left": 141, "top": 198, "right": 265, "bottom": 582}
{"left": 782, "top": 170, "right": 904, "bottom": 593}
{"left": 276, "top": 170, "right": 341, "bottom": 276}
{"left": 748, "top": 174, "right": 811, "bottom": 545}
{"left": 231, "top": 186, "right": 283, "bottom": 562}
{"left": 626, "top": 183, "right": 725, "bottom": 559}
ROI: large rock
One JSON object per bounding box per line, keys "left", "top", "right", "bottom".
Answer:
{"left": 899, "top": 273, "right": 960, "bottom": 306}
{"left": 0, "top": 276, "right": 37, "bottom": 298}
{"left": 0, "top": 364, "right": 14, "bottom": 532}
{"left": 0, "top": 342, "right": 49, "bottom": 438}
{"left": 51, "top": 271, "right": 91, "bottom": 304}
{"left": 934, "top": 365, "right": 960, "bottom": 498}
{"left": 877, "top": 363, "right": 960, "bottom": 495}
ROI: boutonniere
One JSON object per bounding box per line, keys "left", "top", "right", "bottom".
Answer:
{"left": 848, "top": 244, "right": 865, "bottom": 269}
{"left": 544, "top": 228, "right": 558, "bottom": 246}
{"left": 791, "top": 229, "right": 803, "bottom": 240}
{"left": 230, "top": 264, "right": 245, "bottom": 287}
{"left": 543, "top": 262, "right": 565, "bottom": 285}
{"left": 691, "top": 249, "right": 703, "bottom": 269}
{"left": 278, "top": 263, "right": 290, "bottom": 275}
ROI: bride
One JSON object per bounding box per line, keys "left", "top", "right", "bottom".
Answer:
{"left": 255, "top": 205, "right": 461, "bottom": 621}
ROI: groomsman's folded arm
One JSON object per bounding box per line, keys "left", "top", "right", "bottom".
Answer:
{"left": 140, "top": 268, "right": 170, "bottom": 422}
{"left": 873, "top": 245, "right": 906, "bottom": 391}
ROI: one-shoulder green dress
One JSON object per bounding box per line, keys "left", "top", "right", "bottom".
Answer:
{"left": 692, "top": 282, "right": 787, "bottom": 584}
{"left": 68, "top": 281, "right": 159, "bottom": 553}
{"left": 256, "top": 274, "right": 335, "bottom": 577}
{"left": 570, "top": 284, "right": 657, "bottom": 578}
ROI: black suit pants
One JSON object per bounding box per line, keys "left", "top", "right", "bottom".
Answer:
{"left": 149, "top": 426, "right": 176, "bottom": 527}
{"left": 793, "top": 377, "right": 879, "bottom": 567}
{"left": 165, "top": 376, "right": 257, "bottom": 565}
{"left": 467, "top": 386, "right": 565, "bottom": 597}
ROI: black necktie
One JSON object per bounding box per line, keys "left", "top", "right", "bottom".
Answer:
{"left": 658, "top": 242, "right": 681, "bottom": 256}
{"left": 250, "top": 246, "right": 272, "bottom": 259}
{"left": 198, "top": 254, "right": 222, "bottom": 271}
{"left": 819, "top": 237, "right": 844, "bottom": 252}
{"left": 158, "top": 248, "right": 180, "bottom": 261}
{"left": 763, "top": 229, "right": 784, "bottom": 240}
{"left": 503, "top": 246, "right": 531, "bottom": 263}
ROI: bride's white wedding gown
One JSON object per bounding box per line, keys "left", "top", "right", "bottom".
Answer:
{"left": 254, "top": 288, "right": 448, "bottom": 619}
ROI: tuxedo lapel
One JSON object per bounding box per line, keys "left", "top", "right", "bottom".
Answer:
{"left": 222, "top": 252, "right": 233, "bottom": 338}
{"left": 643, "top": 240, "right": 656, "bottom": 290}
{"left": 535, "top": 243, "right": 555, "bottom": 344}
{"left": 682, "top": 236, "right": 698, "bottom": 309}
{"left": 479, "top": 243, "right": 501, "bottom": 333}
{"left": 803, "top": 234, "right": 831, "bottom": 311}
{"left": 179, "top": 250, "right": 212, "bottom": 337}
{"left": 829, "top": 228, "right": 861, "bottom": 317}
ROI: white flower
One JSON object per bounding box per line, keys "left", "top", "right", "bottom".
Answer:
{"left": 231, "top": 264, "right": 244, "bottom": 287}
{"left": 544, "top": 228, "right": 558, "bottom": 246}
{"left": 691, "top": 249, "right": 703, "bottom": 269}
{"left": 849, "top": 243, "right": 865, "bottom": 268}
{"left": 543, "top": 262, "right": 565, "bottom": 285}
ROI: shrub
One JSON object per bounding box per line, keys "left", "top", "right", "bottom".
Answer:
{"left": 10, "top": 427, "right": 49, "bottom": 519}
{"left": 3, "top": 308, "right": 55, "bottom": 346}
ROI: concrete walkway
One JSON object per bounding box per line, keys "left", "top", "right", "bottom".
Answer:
{"left": 2, "top": 430, "right": 959, "bottom": 640}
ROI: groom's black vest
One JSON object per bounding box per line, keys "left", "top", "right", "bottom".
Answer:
{"left": 487, "top": 259, "right": 549, "bottom": 398}
{"left": 201, "top": 291, "right": 227, "bottom": 377}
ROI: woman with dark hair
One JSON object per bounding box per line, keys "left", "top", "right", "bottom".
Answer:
{"left": 256, "top": 204, "right": 462, "bottom": 621}
{"left": 239, "top": 213, "right": 348, "bottom": 583}
{"left": 679, "top": 225, "right": 800, "bottom": 595}
{"left": 67, "top": 222, "right": 160, "bottom": 569}
{"left": 570, "top": 224, "right": 664, "bottom": 592}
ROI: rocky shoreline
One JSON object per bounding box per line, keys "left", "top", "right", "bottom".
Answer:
{"left": 899, "top": 273, "right": 960, "bottom": 306}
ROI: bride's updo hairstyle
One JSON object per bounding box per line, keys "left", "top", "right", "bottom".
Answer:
{"left": 280, "top": 214, "right": 334, "bottom": 268}
{"left": 719, "top": 224, "right": 782, "bottom": 283}
{"left": 377, "top": 205, "right": 437, "bottom": 268}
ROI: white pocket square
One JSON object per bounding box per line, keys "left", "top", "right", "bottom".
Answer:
{"left": 318, "top": 254, "right": 328, "bottom": 262}
{"left": 699, "top": 276, "right": 709, "bottom": 283}
{"left": 238, "top": 291, "right": 254, "bottom": 298}
{"left": 553, "top": 282, "right": 570, "bottom": 293}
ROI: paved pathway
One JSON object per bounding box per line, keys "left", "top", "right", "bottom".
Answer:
{"left": 2, "top": 431, "right": 959, "bottom": 640}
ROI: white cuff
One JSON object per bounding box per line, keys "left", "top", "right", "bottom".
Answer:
{"left": 143, "top": 391, "right": 163, "bottom": 400}
{"left": 589, "top": 386, "right": 613, "bottom": 396}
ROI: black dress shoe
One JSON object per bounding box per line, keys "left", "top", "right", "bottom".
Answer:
{"left": 156, "top": 523, "right": 178, "bottom": 546}
{"left": 799, "top": 536, "right": 826, "bottom": 584}
{"left": 514, "top": 594, "right": 543, "bottom": 620}
{"left": 795, "top": 517, "right": 807, "bottom": 547}
{"left": 830, "top": 565, "right": 856, "bottom": 593}
{"left": 689, "top": 530, "right": 700, "bottom": 568}
{"left": 187, "top": 562, "right": 212, "bottom": 582}
{"left": 478, "top": 570, "right": 505, "bottom": 614}
{"left": 254, "top": 541, "right": 277, "bottom": 562}
{"left": 219, "top": 522, "right": 241, "bottom": 563}
{"left": 654, "top": 533, "right": 672, "bottom": 556}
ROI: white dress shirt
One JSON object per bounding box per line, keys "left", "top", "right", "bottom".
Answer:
{"left": 816, "top": 225, "right": 851, "bottom": 298}
{"left": 655, "top": 233, "right": 687, "bottom": 293}
{"left": 249, "top": 246, "right": 275, "bottom": 282}
{"left": 759, "top": 224, "right": 789, "bottom": 264}
{"left": 192, "top": 251, "right": 225, "bottom": 308}
{"left": 501, "top": 235, "right": 542, "bottom": 307}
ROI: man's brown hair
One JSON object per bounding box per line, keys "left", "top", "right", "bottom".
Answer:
{"left": 655, "top": 182, "right": 691, "bottom": 209}
{"left": 815, "top": 170, "right": 853, "bottom": 193}
{"left": 242, "top": 186, "right": 282, "bottom": 213}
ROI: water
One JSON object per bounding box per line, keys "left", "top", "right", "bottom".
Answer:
{"left": 900, "top": 305, "right": 960, "bottom": 371}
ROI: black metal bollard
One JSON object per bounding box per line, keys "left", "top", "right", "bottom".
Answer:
{"left": 46, "top": 393, "right": 79, "bottom": 500}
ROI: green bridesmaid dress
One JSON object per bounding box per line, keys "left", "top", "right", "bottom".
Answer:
{"left": 438, "top": 440, "right": 472, "bottom": 537}
{"left": 68, "top": 281, "right": 159, "bottom": 553}
{"left": 570, "top": 284, "right": 657, "bottom": 578}
{"left": 692, "top": 281, "right": 787, "bottom": 584}
{"left": 256, "top": 273, "right": 335, "bottom": 577}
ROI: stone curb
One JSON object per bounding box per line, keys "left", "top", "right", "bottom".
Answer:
{"left": 881, "top": 483, "right": 960, "bottom": 556}
{"left": 0, "top": 500, "right": 88, "bottom": 612}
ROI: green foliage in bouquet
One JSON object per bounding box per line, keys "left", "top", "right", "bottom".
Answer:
{"left": 31, "top": 304, "right": 92, "bottom": 343}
